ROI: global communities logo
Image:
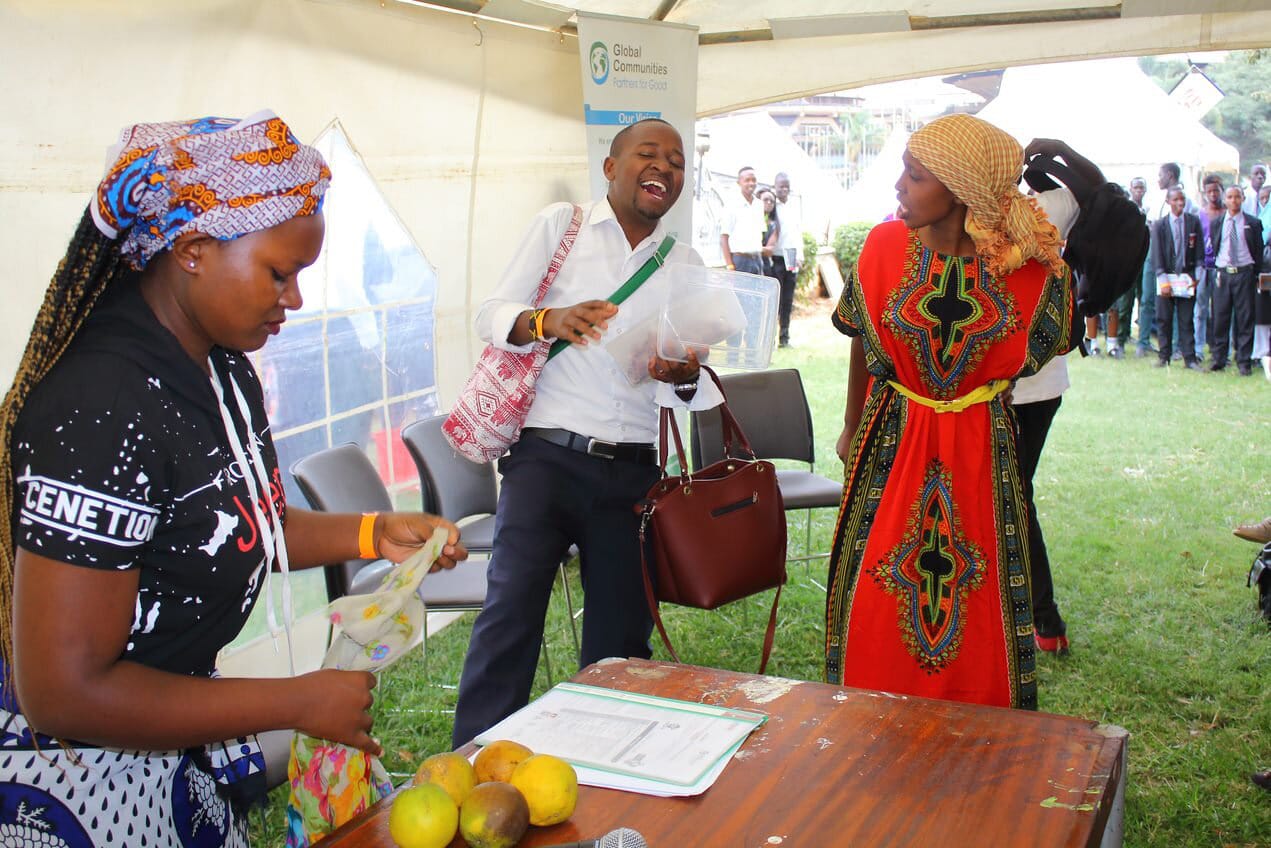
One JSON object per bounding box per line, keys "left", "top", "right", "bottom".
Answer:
{"left": 589, "top": 41, "right": 609, "bottom": 85}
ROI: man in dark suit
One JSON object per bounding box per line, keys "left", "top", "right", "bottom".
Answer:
{"left": 1150, "top": 188, "right": 1205, "bottom": 369}
{"left": 1208, "top": 185, "right": 1265, "bottom": 375}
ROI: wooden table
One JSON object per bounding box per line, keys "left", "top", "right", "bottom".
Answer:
{"left": 323, "top": 658, "right": 1127, "bottom": 847}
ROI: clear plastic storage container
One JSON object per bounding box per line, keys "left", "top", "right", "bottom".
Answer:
{"left": 657, "top": 265, "right": 778, "bottom": 372}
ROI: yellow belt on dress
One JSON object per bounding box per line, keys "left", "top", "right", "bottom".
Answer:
{"left": 886, "top": 378, "right": 1011, "bottom": 413}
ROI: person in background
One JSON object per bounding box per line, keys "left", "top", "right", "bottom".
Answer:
{"left": 450, "top": 119, "right": 722, "bottom": 747}
{"left": 1254, "top": 185, "right": 1271, "bottom": 380}
{"left": 826, "top": 115, "right": 1085, "bottom": 710}
{"left": 0, "top": 112, "right": 466, "bottom": 846}
{"left": 1243, "top": 163, "right": 1268, "bottom": 218}
{"left": 1129, "top": 177, "right": 1159, "bottom": 358}
{"left": 1150, "top": 187, "right": 1205, "bottom": 370}
{"left": 1154, "top": 162, "right": 1197, "bottom": 219}
{"left": 1208, "top": 185, "right": 1264, "bottom": 375}
{"left": 720, "top": 165, "right": 765, "bottom": 275}
{"left": 774, "top": 172, "right": 803, "bottom": 348}
{"left": 1012, "top": 139, "right": 1110, "bottom": 655}
{"left": 758, "top": 186, "right": 781, "bottom": 278}
{"left": 1195, "top": 173, "right": 1225, "bottom": 362}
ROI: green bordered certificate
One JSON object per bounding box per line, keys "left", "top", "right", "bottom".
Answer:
{"left": 473, "top": 682, "right": 768, "bottom": 787}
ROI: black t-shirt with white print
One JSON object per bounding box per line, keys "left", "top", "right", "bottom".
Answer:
{"left": 11, "top": 282, "right": 283, "bottom": 678}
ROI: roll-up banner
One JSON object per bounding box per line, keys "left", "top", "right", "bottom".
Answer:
{"left": 576, "top": 11, "right": 699, "bottom": 241}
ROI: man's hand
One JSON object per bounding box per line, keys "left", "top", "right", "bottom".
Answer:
{"left": 1024, "top": 137, "right": 1105, "bottom": 203}
{"left": 543, "top": 301, "right": 618, "bottom": 346}
{"left": 648, "top": 348, "right": 701, "bottom": 384}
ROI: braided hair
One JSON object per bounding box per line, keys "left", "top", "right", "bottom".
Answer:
{"left": 0, "top": 207, "right": 128, "bottom": 689}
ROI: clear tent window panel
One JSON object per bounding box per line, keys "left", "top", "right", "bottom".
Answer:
{"left": 228, "top": 121, "right": 440, "bottom": 651}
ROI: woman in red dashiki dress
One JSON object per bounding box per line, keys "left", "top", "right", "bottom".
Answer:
{"left": 825, "top": 115, "right": 1074, "bottom": 710}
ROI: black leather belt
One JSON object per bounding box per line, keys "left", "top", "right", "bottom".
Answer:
{"left": 1222, "top": 264, "right": 1253, "bottom": 274}
{"left": 522, "top": 427, "right": 657, "bottom": 465}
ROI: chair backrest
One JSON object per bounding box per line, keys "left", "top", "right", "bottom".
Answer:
{"left": 401, "top": 415, "right": 498, "bottom": 522}
{"left": 690, "top": 369, "right": 817, "bottom": 469}
{"left": 290, "top": 443, "right": 394, "bottom": 599}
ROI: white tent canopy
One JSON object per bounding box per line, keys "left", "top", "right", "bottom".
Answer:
{"left": 5, "top": 0, "right": 1271, "bottom": 392}
{"left": 976, "top": 57, "right": 1240, "bottom": 197}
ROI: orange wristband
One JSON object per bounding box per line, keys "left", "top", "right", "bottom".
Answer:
{"left": 358, "top": 512, "right": 378, "bottom": 559}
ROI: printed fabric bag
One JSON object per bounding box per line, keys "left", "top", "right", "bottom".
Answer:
{"left": 442, "top": 204, "right": 583, "bottom": 463}
{"left": 636, "top": 367, "right": 788, "bottom": 673}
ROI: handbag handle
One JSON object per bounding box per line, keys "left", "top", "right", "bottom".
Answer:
{"left": 700, "top": 367, "right": 758, "bottom": 463}
{"left": 655, "top": 366, "right": 759, "bottom": 480}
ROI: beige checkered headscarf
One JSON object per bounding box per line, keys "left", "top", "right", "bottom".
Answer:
{"left": 908, "top": 114, "right": 1064, "bottom": 279}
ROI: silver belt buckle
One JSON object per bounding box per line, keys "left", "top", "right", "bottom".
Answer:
{"left": 1226, "top": 266, "right": 1239, "bottom": 274}
{"left": 585, "top": 438, "right": 618, "bottom": 460}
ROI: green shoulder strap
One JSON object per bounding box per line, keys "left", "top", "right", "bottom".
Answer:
{"left": 547, "top": 234, "right": 675, "bottom": 361}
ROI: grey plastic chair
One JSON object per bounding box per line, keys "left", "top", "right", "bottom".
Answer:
{"left": 690, "top": 368, "right": 844, "bottom": 564}
{"left": 289, "top": 441, "right": 562, "bottom": 704}
{"left": 290, "top": 440, "right": 499, "bottom": 608}
{"left": 400, "top": 415, "right": 581, "bottom": 658}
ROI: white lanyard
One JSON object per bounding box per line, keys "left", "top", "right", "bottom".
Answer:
{"left": 209, "top": 358, "right": 295, "bottom": 676}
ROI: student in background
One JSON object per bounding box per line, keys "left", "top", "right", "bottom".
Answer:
{"left": 773, "top": 172, "right": 803, "bottom": 347}
{"left": 1149, "top": 187, "right": 1205, "bottom": 370}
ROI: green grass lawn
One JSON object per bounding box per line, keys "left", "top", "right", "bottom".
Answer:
{"left": 250, "top": 302, "right": 1271, "bottom": 847}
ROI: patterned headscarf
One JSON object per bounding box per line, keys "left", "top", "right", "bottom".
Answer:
{"left": 907, "top": 114, "right": 1065, "bottom": 279}
{"left": 91, "top": 109, "right": 331, "bottom": 269}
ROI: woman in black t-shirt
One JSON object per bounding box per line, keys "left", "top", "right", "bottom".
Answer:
{"left": 0, "top": 113, "right": 466, "bottom": 847}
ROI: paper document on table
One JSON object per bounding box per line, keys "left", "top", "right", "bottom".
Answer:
{"left": 474, "top": 682, "right": 767, "bottom": 787}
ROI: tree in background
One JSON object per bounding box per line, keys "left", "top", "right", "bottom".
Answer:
{"left": 1140, "top": 50, "right": 1271, "bottom": 170}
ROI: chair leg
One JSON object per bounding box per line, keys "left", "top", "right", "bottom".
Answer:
{"left": 804, "top": 509, "right": 813, "bottom": 567}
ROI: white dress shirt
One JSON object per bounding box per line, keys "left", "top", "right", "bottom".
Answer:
{"left": 1216, "top": 211, "right": 1255, "bottom": 268}
{"left": 776, "top": 197, "right": 804, "bottom": 266}
{"left": 477, "top": 199, "right": 723, "bottom": 444}
{"left": 1242, "top": 191, "right": 1266, "bottom": 219}
{"left": 720, "top": 191, "right": 765, "bottom": 256}
{"left": 1012, "top": 188, "right": 1078, "bottom": 405}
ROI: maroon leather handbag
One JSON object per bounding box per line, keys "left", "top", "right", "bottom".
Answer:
{"left": 636, "top": 369, "right": 787, "bottom": 673}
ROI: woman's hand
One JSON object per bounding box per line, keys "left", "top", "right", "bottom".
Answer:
{"left": 648, "top": 348, "right": 701, "bottom": 384}
{"left": 376, "top": 513, "right": 468, "bottom": 571}
{"left": 291, "top": 669, "right": 381, "bottom": 756}
{"left": 836, "top": 426, "right": 855, "bottom": 465}
{"left": 543, "top": 300, "right": 618, "bottom": 346}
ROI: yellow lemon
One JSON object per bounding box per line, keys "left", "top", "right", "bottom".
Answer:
{"left": 473, "top": 739, "right": 533, "bottom": 784}
{"left": 509, "top": 753, "right": 578, "bottom": 826}
{"left": 413, "top": 751, "right": 478, "bottom": 807}
{"left": 388, "top": 782, "right": 458, "bottom": 848}
{"left": 458, "top": 781, "right": 530, "bottom": 848}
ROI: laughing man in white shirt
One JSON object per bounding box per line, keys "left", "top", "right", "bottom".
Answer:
{"left": 452, "top": 119, "right": 723, "bottom": 746}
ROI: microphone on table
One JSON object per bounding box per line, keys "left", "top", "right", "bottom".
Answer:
{"left": 541, "top": 828, "right": 648, "bottom": 848}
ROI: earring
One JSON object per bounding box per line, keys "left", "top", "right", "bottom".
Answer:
{"left": 188, "top": 261, "right": 196, "bottom": 269}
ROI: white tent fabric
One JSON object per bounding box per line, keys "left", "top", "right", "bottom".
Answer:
{"left": 976, "top": 58, "right": 1239, "bottom": 199}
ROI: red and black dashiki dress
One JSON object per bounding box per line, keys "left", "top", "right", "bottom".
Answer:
{"left": 825, "top": 220, "right": 1073, "bottom": 710}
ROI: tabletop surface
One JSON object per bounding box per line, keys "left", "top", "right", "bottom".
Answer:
{"left": 322, "top": 658, "right": 1126, "bottom": 847}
